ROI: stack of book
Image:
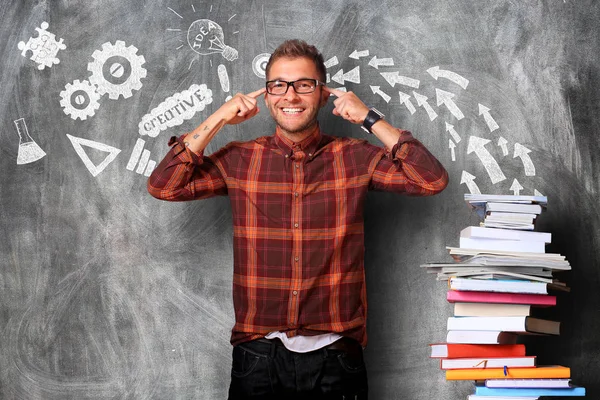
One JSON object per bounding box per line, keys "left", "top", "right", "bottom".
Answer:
{"left": 423, "top": 194, "right": 585, "bottom": 398}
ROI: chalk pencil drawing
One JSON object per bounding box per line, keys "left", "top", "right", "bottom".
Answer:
{"left": 66, "top": 134, "right": 121, "bottom": 177}
{"left": 187, "top": 19, "right": 238, "bottom": 61}
{"left": 138, "top": 84, "right": 213, "bottom": 138}
{"left": 427, "top": 66, "right": 469, "bottom": 90}
{"left": 445, "top": 122, "right": 462, "bottom": 143}
{"left": 349, "top": 50, "right": 369, "bottom": 60}
{"left": 412, "top": 91, "right": 438, "bottom": 121}
{"left": 478, "top": 103, "right": 499, "bottom": 132}
{"left": 218, "top": 64, "right": 230, "bottom": 92}
{"left": 510, "top": 179, "right": 524, "bottom": 195}
{"left": 398, "top": 91, "right": 416, "bottom": 115}
{"left": 252, "top": 53, "right": 271, "bottom": 78}
{"left": 18, "top": 21, "right": 66, "bottom": 70}
{"left": 498, "top": 137, "right": 509, "bottom": 156}
{"left": 380, "top": 71, "right": 420, "bottom": 89}
{"left": 88, "top": 41, "right": 147, "bottom": 100}
{"left": 514, "top": 143, "right": 535, "bottom": 176}
{"left": 324, "top": 56, "right": 339, "bottom": 68}
{"left": 368, "top": 55, "right": 393, "bottom": 69}
{"left": 449, "top": 139, "right": 457, "bottom": 162}
{"left": 59, "top": 79, "right": 101, "bottom": 120}
{"left": 370, "top": 86, "right": 391, "bottom": 103}
{"left": 14, "top": 118, "right": 46, "bottom": 165}
{"left": 435, "top": 88, "right": 464, "bottom": 120}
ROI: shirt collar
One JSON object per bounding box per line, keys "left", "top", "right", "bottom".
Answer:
{"left": 273, "top": 125, "right": 322, "bottom": 158}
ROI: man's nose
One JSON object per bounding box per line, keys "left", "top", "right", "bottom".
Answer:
{"left": 283, "top": 85, "right": 301, "bottom": 101}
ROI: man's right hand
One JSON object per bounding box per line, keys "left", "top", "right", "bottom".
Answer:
{"left": 215, "top": 88, "right": 266, "bottom": 125}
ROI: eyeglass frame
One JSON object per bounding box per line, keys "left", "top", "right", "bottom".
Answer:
{"left": 265, "top": 79, "right": 325, "bottom": 95}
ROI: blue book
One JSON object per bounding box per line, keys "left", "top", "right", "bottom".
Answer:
{"left": 475, "top": 385, "right": 586, "bottom": 397}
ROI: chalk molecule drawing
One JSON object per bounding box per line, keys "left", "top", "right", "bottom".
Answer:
{"left": 18, "top": 21, "right": 66, "bottom": 70}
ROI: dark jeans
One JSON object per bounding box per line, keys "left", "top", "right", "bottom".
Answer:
{"left": 228, "top": 337, "right": 368, "bottom": 400}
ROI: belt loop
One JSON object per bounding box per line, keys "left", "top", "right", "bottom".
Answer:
{"left": 269, "top": 340, "right": 276, "bottom": 358}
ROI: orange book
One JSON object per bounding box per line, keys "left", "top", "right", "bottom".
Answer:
{"left": 430, "top": 343, "right": 525, "bottom": 359}
{"left": 446, "top": 365, "right": 570, "bottom": 380}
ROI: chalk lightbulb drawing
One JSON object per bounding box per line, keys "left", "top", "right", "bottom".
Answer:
{"left": 187, "top": 19, "right": 238, "bottom": 61}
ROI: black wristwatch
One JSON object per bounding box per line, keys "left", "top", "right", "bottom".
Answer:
{"left": 361, "top": 107, "right": 385, "bottom": 134}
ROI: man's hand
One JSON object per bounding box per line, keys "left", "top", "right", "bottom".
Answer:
{"left": 324, "top": 87, "right": 370, "bottom": 125}
{"left": 215, "top": 88, "right": 266, "bottom": 125}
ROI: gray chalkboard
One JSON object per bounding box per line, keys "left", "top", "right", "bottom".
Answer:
{"left": 1, "top": 0, "right": 599, "bottom": 398}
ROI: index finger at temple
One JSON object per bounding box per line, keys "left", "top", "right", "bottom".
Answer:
{"left": 248, "top": 87, "right": 267, "bottom": 98}
{"left": 324, "top": 86, "right": 344, "bottom": 97}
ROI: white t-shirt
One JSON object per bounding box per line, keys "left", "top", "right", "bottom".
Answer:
{"left": 265, "top": 331, "right": 342, "bottom": 353}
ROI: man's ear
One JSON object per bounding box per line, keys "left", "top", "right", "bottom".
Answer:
{"left": 319, "top": 88, "right": 329, "bottom": 108}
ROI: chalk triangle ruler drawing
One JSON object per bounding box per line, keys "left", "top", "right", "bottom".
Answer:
{"left": 66, "top": 134, "right": 121, "bottom": 177}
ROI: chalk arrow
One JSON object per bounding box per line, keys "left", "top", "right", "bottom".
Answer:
{"left": 426, "top": 66, "right": 469, "bottom": 89}
{"left": 324, "top": 56, "right": 339, "bottom": 68}
{"left": 498, "top": 137, "right": 509, "bottom": 156}
{"left": 513, "top": 143, "right": 536, "bottom": 176}
{"left": 436, "top": 88, "right": 464, "bottom": 120}
{"left": 478, "top": 104, "right": 499, "bottom": 132}
{"left": 445, "top": 122, "right": 461, "bottom": 143}
{"left": 449, "top": 139, "right": 456, "bottom": 162}
{"left": 460, "top": 171, "right": 481, "bottom": 194}
{"left": 349, "top": 50, "right": 369, "bottom": 59}
{"left": 398, "top": 91, "right": 416, "bottom": 114}
{"left": 467, "top": 136, "right": 506, "bottom": 184}
{"left": 380, "top": 71, "right": 420, "bottom": 88}
{"left": 413, "top": 91, "right": 438, "bottom": 121}
{"left": 510, "top": 178, "right": 524, "bottom": 196}
{"left": 368, "top": 55, "right": 394, "bottom": 69}
{"left": 534, "top": 189, "right": 544, "bottom": 197}
{"left": 370, "top": 86, "right": 391, "bottom": 103}
{"left": 331, "top": 66, "right": 360, "bottom": 85}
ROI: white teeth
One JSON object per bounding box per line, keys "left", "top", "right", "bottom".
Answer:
{"left": 282, "top": 108, "right": 303, "bottom": 114}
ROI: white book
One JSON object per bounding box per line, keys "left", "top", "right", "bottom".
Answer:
{"left": 446, "top": 330, "right": 517, "bottom": 344}
{"left": 482, "top": 221, "right": 535, "bottom": 231}
{"left": 485, "top": 378, "right": 572, "bottom": 388}
{"left": 449, "top": 276, "right": 568, "bottom": 294}
{"left": 441, "top": 356, "right": 536, "bottom": 370}
{"left": 465, "top": 194, "right": 547, "bottom": 204}
{"left": 454, "top": 302, "right": 532, "bottom": 317}
{"left": 459, "top": 237, "right": 546, "bottom": 253}
{"left": 485, "top": 202, "right": 543, "bottom": 214}
{"left": 447, "top": 316, "right": 560, "bottom": 335}
{"left": 461, "top": 226, "right": 551, "bottom": 243}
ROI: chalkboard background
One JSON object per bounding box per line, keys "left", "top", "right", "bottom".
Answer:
{"left": 1, "top": 0, "right": 599, "bottom": 398}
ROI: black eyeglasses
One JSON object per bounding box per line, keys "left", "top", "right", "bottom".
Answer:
{"left": 265, "top": 79, "right": 324, "bottom": 95}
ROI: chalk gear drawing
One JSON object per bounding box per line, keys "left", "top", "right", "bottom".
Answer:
{"left": 59, "top": 79, "right": 101, "bottom": 120}
{"left": 88, "top": 41, "right": 147, "bottom": 100}
{"left": 18, "top": 21, "right": 66, "bottom": 70}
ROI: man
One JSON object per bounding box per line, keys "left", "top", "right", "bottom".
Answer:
{"left": 148, "top": 39, "right": 448, "bottom": 399}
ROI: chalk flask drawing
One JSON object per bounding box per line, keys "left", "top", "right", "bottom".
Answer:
{"left": 14, "top": 118, "right": 46, "bottom": 164}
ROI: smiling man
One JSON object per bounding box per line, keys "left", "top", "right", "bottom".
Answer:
{"left": 148, "top": 39, "right": 448, "bottom": 399}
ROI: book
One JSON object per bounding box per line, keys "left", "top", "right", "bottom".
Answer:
{"left": 446, "top": 291, "right": 557, "bottom": 307}
{"left": 454, "top": 302, "right": 533, "bottom": 317}
{"left": 445, "top": 365, "right": 570, "bottom": 380}
{"left": 483, "top": 221, "right": 535, "bottom": 231}
{"left": 459, "top": 237, "right": 546, "bottom": 253}
{"left": 446, "top": 330, "right": 518, "bottom": 344}
{"left": 447, "top": 316, "right": 560, "bottom": 335}
{"left": 429, "top": 343, "right": 526, "bottom": 358}
{"left": 485, "top": 378, "right": 572, "bottom": 388}
{"left": 449, "top": 277, "right": 570, "bottom": 294}
{"left": 441, "top": 356, "right": 536, "bottom": 370}
{"left": 461, "top": 226, "right": 551, "bottom": 243}
{"left": 486, "top": 211, "right": 539, "bottom": 220}
{"left": 468, "top": 396, "right": 539, "bottom": 400}
{"left": 464, "top": 194, "right": 548, "bottom": 204}
{"left": 485, "top": 202, "right": 543, "bottom": 214}
{"left": 474, "top": 385, "right": 585, "bottom": 397}
{"left": 438, "top": 271, "right": 555, "bottom": 284}
{"left": 422, "top": 264, "right": 553, "bottom": 278}
{"left": 445, "top": 249, "right": 571, "bottom": 270}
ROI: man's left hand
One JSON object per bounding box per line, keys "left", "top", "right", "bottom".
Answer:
{"left": 324, "top": 86, "right": 370, "bottom": 125}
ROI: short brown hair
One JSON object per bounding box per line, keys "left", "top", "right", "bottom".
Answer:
{"left": 265, "top": 39, "right": 326, "bottom": 82}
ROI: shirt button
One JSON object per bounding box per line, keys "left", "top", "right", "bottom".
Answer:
{"left": 285, "top": 155, "right": 289, "bottom": 158}
{"left": 292, "top": 290, "right": 298, "bottom": 295}
{"left": 294, "top": 192, "right": 299, "bottom": 197}
{"left": 294, "top": 256, "right": 299, "bottom": 261}
{"left": 294, "top": 223, "right": 299, "bottom": 228}
{"left": 295, "top": 164, "right": 299, "bottom": 169}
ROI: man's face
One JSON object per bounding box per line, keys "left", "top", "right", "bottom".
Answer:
{"left": 265, "top": 57, "right": 329, "bottom": 137}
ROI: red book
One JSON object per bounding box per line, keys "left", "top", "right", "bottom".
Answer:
{"left": 447, "top": 290, "right": 556, "bottom": 306}
{"left": 430, "top": 343, "right": 526, "bottom": 359}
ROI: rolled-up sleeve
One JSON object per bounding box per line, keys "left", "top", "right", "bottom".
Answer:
{"left": 368, "top": 130, "right": 449, "bottom": 195}
{"left": 147, "top": 134, "right": 228, "bottom": 201}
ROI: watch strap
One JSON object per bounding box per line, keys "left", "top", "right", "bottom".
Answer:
{"left": 361, "top": 108, "right": 384, "bottom": 134}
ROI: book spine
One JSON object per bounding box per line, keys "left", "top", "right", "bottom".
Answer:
{"left": 446, "top": 290, "right": 556, "bottom": 306}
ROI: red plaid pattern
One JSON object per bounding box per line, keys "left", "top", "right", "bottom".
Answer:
{"left": 148, "top": 129, "right": 448, "bottom": 346}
